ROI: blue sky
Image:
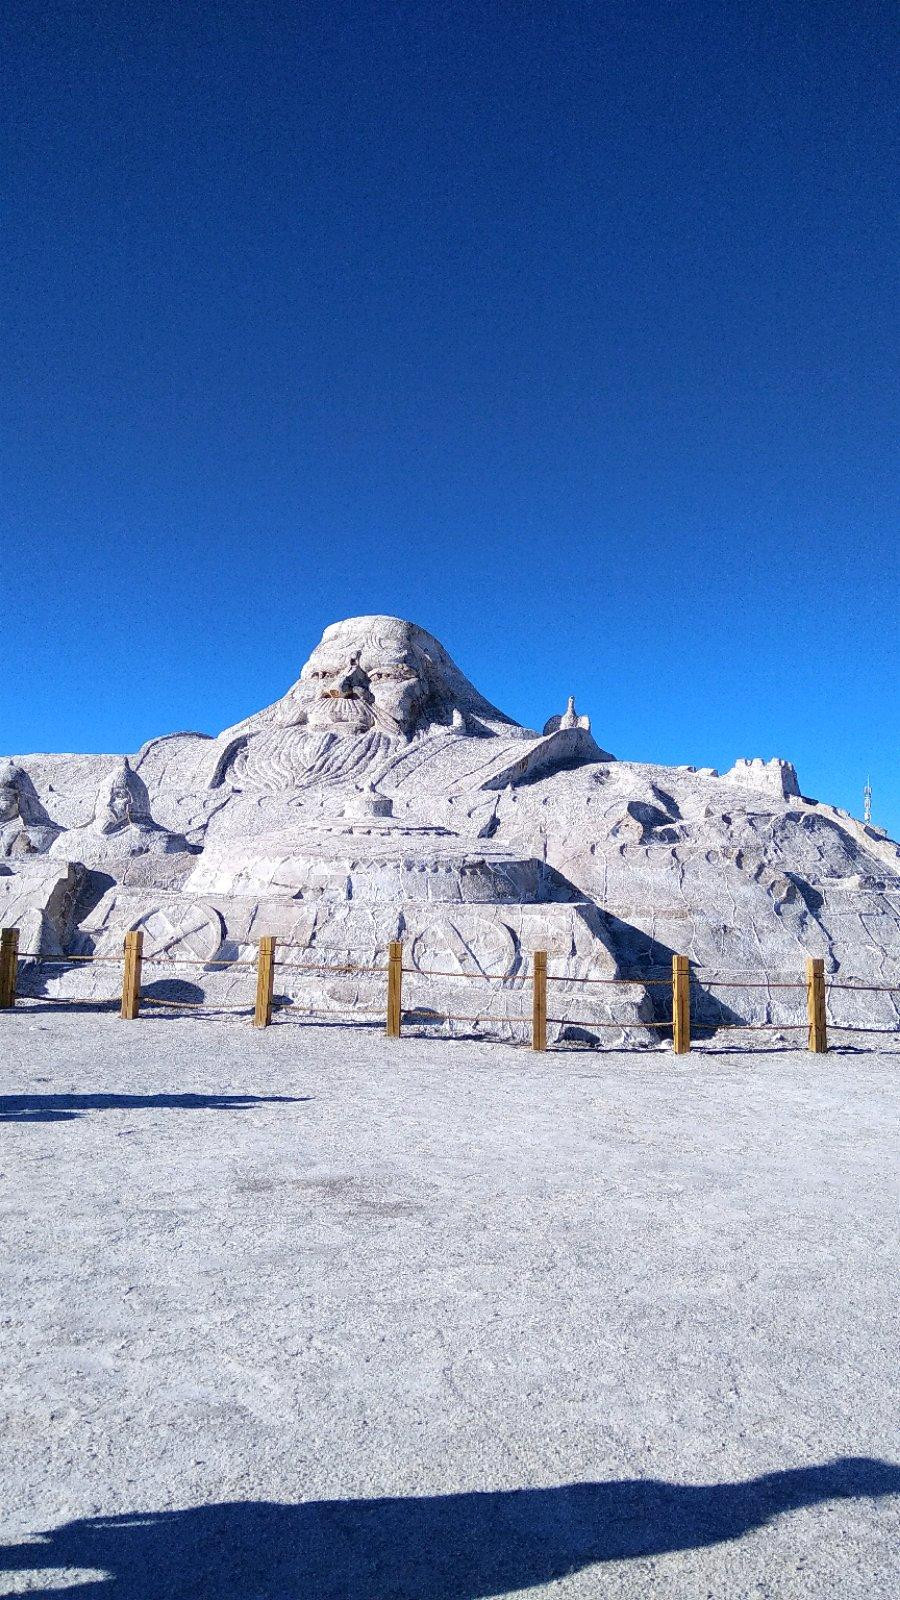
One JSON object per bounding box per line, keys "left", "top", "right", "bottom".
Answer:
{"left": 3, "top": 1, "right": 898, "bottom": 833}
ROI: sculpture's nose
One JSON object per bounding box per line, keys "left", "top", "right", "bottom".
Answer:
{"left": 335, "top": 655, "right": 369, "bottom": 698}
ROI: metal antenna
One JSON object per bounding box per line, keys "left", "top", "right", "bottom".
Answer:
{"left": 863, "top": 776, "right": 872, "bottom": 826}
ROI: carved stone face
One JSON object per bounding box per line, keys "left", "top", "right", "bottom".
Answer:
{"left": 93, "top": 766, "right": 134, "bottom": 834}
{"left": 290, "top": 617, "right": 435, "bottom": 737}
{"left": 219, "top": 613, "right": 515, "bottom": 762}
{"left": 91, "top": 760, "right": 152, "bottom": 835}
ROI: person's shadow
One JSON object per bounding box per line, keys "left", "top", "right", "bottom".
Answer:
{"left": 0, "top": 1092, "right": 308, "bottom": 1123}
{"left": 3, "top": 1458, "right": 897, "bottom": 1598}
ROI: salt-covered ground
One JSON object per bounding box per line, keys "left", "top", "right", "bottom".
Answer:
{"left": 1, "top": 1009, "right": 898, "bottom": 1599}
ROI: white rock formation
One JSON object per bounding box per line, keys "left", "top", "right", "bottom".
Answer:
{"left": 3, "top": 614, "right": 899, "bottom": 1038}
{"left": 722, "top": 757, "right": 801, "bottom": 799}
{"left": 0, "top": 760, "right": 61, "bottom": 857}
{"left": 543, "top": 696, "right": 591, "bottom": 734}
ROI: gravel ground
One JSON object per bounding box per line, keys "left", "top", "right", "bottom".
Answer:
{"left": 1, "top": 1007, "right": 898, "bottom": 1599}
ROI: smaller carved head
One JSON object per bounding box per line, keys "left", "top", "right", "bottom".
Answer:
{"left": 0, "top": 761, "right": 23, "bottom": 822}
{"left": 91, "top": 760, "right": 151, "bottom": 835}
{"left": 0, "top": 761, "right": 56, "bottom": 851}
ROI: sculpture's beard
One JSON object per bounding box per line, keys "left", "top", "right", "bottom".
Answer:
{"left": 96, "top": 811, "right": 130, "bottom": 835}
{"left": 236, "top": 721, "right": 401, "bottom": 793}
{"left": 231, "top": 685, "right": 431, "bottom": 795}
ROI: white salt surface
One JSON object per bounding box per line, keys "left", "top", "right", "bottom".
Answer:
{"left": 1, "top": 1009, "right": 898, "bottom": 1598}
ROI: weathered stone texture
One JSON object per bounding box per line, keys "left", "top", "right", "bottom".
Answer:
{"left": 3, "top": 615, "right": 898, "bottom": 1036}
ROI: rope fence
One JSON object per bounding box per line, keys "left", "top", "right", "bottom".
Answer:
{"left": 0, "top": 924, "right": 897, "bottom": 1053}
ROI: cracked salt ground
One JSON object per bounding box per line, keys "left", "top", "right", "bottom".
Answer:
{"left": 1, "top": 1013, "right": 898, "bottom": 1598}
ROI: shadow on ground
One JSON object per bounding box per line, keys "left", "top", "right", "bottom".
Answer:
{"left": 10, "top": 998, "right": 121, "bottom": 1013}
{"left": 0, "top": 1092, "right": 310, "bottom": 1123}
{"left": 3, "top": 1459, "right": 898, "bottom": 1598}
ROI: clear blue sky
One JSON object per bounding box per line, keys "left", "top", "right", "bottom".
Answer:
{"left": 3, "top": 1, "right": 898, "bottom": 833}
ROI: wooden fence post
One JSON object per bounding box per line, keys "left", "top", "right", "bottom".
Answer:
{"left": 120, "top": 930, "right": 143, "bottom": 1020}
{"left": 0, "top": 927, "right": 19, "bottom": 1009}
{"left": 806, "top": 957, "right": 827, "bottom": 1054}
{"left": 532, "top": 949, "right": 547, "bottom": 1052}
{"left": 254, "top": 936, "right": 276, "bottom": 1028}
{"left": 386, "top": 940, "right": 403, "bottom": 1038}
{"left": 672, "top": 954, "right": 690, "bottom": 1054}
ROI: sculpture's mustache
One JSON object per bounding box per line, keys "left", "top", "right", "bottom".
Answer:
{"left": 308, "top": 695, "right": 374, "bottom": 729}
{"left": 306, "top": 695, "right": 404, "bottom": 736}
